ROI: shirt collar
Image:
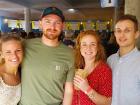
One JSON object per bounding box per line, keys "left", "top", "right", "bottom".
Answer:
{"left": 117, "top": 47, "right": 138, "bottom": 60}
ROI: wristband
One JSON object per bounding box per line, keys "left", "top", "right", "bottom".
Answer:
{"left": 85, "top": 86, "right": 92, "bottom": 94}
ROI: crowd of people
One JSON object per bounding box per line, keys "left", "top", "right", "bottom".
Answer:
{"left": 0, "top": 6, "right": 140, "bottom": 105}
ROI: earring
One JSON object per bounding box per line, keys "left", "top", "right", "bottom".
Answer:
{"left": 0, "top": 52, "right": 5, "bottom": 65}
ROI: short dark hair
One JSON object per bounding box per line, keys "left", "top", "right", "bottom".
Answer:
{"left": 116, "top": 14, "right": 138, "bottom": 31}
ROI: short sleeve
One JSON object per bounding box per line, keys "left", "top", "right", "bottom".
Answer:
{"left": 66, "top": 66, "right": 75, "bottom": 82}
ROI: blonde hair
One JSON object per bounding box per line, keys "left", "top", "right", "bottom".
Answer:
{"left": 0, "top": 33, "right": 23, "bottom": 65}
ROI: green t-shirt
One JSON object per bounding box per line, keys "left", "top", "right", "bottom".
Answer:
{"left": 19, "top": 38, "right": 74, "bottom": 105}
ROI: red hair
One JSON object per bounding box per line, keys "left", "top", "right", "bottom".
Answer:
{"left": 74, "top": 30, "right": 106, "bottom": 69}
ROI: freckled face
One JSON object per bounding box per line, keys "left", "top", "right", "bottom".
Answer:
{"left": 80, "top": 35, "right": 97, "bottom": 61}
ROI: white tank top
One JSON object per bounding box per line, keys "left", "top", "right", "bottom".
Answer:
{"left": 0, "top": 77, "right": 21, "bottom": 105}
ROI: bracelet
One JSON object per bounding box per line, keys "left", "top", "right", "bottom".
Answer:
{"left": 87, "top": 90, "right": 95, "bottom": 100}
{"left": 84, "top": 86, "right": 92, "bottom": 94}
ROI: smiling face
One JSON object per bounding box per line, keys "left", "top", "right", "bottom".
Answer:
{"left": 39, "top": 14, "right": 64, "bottom": 41}
{"left": 75, "top": 30, "right": 105, "bottom": 69}
{"left": 80, "top": 35, "right": 97, "bottom": 61}
{"left": 114, "top": 20, "right": 139, "bottom": 49}
{"left": 2, "top": 40, "right": 23, "bottom": 68}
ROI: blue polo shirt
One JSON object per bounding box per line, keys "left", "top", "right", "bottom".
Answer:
{"left": 107, "top": 47, "right": 140, "bottom": 105}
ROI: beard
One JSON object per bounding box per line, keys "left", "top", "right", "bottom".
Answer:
{"left": 43, "top": 29, "right": 61, "bottom": 40}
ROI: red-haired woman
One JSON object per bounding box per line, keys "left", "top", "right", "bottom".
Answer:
{"left": 72, "top": 30, "right": 112, "bottom": 105}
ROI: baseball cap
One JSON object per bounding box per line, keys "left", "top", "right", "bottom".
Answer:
{"left": 41, "top": 7, "right": 65, "bottom": 22}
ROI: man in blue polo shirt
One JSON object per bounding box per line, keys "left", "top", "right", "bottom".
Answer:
{"left": 107, "top": 14, "right": 140, "bottom": 105}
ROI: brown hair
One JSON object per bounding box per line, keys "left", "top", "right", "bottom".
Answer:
{"left": 116, "top": 14, "right": 138, "bottom": 32}
{"left": 0, "top": 32, "right": 23, "bottom": 52}
{"left": 74, "top": 30, "right": 106, "bottom": 69}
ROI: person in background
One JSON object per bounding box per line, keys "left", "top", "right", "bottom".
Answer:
{"left": 63, "top": 36, "right": 75, "bottom": 49}
{"left": 19, "top": 7, "right": 74, "bottom": 105}
{"left": 63, "top": 31, "right": 75, "bottom": 49}
{"left": 0, "top": 33, "right": 23, "bottom": 105}
{"left": 72, "top": 30, "right": 112, "bottom": 105}
{"left": 107, "top": 14, "right": 140, "bottom": 105}
{"left": 106, "top": 33, "right": 119, "bottom": 57}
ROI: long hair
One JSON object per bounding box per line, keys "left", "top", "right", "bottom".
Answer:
{"left": 74, "top": 30, "right": 106, "bottom": 69}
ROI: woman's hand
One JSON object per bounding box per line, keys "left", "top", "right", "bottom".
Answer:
{"left": 74, "top": 75, "right": 90, "bottom": 93}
